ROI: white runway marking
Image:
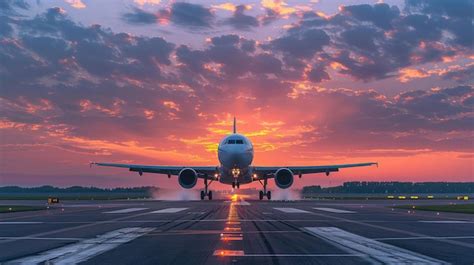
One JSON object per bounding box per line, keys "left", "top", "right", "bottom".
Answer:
{"left": 304, "top": 227, "right": 447, "bottom": 264}
{"left": 274, "top": 207, "right": 310, "bottom": 213}
{"left": 0, "top": 236, "right": 84, "bottom": 241}
{"left": 375, "top": 235, "right": 474, "bottom": 241}
{"left": 419, "top": 220, "right": 471, "bottom": 224}
{"left": 243, "top": 253, "right": 365, "bottom": 257}
{"left": 313, "top": 207, "right": 355, "bottom": 213}
{"left": 150, "top": 207, "right": 188, "bottom": 213}
{"left": 234, "top": 201, "right": 251, "bottom": 206}
{"left": 103, "top": 208, "right": 148, "bottom": 214}
{"left": 5, "top": 227, "right": 154, "bottom": 265}
{"left": 0, "top": 222, "right": 43, "bottom": 224}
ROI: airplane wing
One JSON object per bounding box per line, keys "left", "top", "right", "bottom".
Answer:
{"left": 91, "top": 162, "right": 219, "bottom": 179}
{"left": 253, "top": 162, "right": 377, "bottom": 178}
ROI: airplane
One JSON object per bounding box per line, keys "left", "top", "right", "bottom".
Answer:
{"left": 92, "top": 118, "right": 377, "bottom": 200}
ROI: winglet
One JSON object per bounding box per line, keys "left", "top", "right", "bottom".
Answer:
{"left": 233, "top": 116, "right": 236, "bottom": 134}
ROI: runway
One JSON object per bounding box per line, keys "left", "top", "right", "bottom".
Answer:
{"left": 0, "top": 199, "right": 473, "bottom": 264}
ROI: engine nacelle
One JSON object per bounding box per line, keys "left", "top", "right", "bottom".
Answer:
{"left": 178, "top": 168, "right": 198, "bottom": 189}
{"left": 274, "top": 168, "right": 294, "bottom": 189}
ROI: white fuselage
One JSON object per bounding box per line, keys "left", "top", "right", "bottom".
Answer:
{"left": 217, "top": 133, "right": 254, "bottom": 185}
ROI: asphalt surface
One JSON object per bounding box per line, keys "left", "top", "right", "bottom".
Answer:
{"left": 0, "top": 198, "right": 473, "bottom": 264}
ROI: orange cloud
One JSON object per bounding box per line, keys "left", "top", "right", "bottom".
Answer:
{"left": 134, "top": 0, "right": 161, "bottom": 6}
{"left": 212, "top": 3, "right": 252, "bottom": 12}
{"left": 398, "top": 68, "right": 429, "bottom": 83}
{"left": 261, "top": 0, "right": 296, "bottom": 16}
{"left": 163, "top": 101, "right": 181, "bottom": 112}
{"left": 65, "top": 0, "right": 86, "bottom": 9}
{"left": 79, "top": 99, "right": 124, "bottom": 116}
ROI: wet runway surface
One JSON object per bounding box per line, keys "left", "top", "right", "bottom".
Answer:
{"left": 0, "top": 199, "right": 473, "bottom": 264}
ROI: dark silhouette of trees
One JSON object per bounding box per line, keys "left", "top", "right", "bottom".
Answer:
{"left": 302, "top": 182, "right": 474, "bottom": 194}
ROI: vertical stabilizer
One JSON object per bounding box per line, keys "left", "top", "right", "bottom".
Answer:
{"left": 233, "top": 117, "right": 236, "bottom": 134}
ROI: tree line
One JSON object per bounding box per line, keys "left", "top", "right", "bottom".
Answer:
{"left": 302, "top": 182, "right": 474, "bottom": 194}
{"left": 0, "top": 185, "right": 158, "bottom": 194}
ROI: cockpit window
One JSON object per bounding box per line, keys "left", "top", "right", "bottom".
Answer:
{"left": 226, "top": 139, "right": 245, "bottom": 144}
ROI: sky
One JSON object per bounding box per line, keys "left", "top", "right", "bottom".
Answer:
{"left": 0, "top": 0, "right": 473, "bottom": 188}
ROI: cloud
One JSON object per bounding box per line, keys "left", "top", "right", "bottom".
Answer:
{"left": 439, "top": 63, "right": 474, "bottom": 83}
{"left": 405, "top": 0, "right": 473, "bottom": 47}
{"left": 268, "top": 28, "right": 330, "bottom": 58}
{"left": 340, "top": 3, "right": 400, "bottom": 29}
{"left": 134, "top": 0, "right": 161, "bottom": 6}
{"left": 261, "top": 0, "right": 296, "bottom": 17}
{"left": 268, "top": 1, "right": 472, "bottom": 82}
{"left": 405, "top": 0, "right": 473, "bottom": 19}
{"left": 64, "top": 0, "right": 86, "bottom": 9}
{"left": 398, "top": 63, "right": 474, "bottom": 83}
{"left": 159, "top": 2, "right": 215, "bottom": 28}
{"left": 122, "top": 7, "right": 157, "bottom": 25}
{"left": 224, "top": 4, "right": 259, "bottom": 31}
{"left": 307, "top": 64, "right": 330, "bottom": 83}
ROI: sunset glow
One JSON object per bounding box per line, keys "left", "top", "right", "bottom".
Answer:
{"left": 0, "top": 0, "right": 472, "bottom": 188}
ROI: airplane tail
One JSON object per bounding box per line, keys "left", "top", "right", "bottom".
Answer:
{"left": 233, "top": 117, "right": 236, "bottom": 134}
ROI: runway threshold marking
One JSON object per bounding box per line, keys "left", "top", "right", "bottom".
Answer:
{"left": 273, "top": 207, "right": 310, "bottom": 213}
{"left": 303, "top": 227, "right": 448, "bottom": 264}
{"left": 313, "top": 207, "right": 355, "bottom": 213}
{"left": 149, "top": 207, "right": 188, "bottom": 213}
{"left": 103, "top": 208, "right": 148, "bottom": 214}
{"left": 5, "top": 227, "right": 155, "bottom": 265}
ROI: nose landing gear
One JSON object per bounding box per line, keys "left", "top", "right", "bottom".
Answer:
{"left": 231, "top": 182, "right": 240, "bottom": 189}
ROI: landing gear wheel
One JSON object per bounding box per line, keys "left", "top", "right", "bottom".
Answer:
{"left": 200, "top": 190, "right": 205, "bottom": 200}
{"left": 208, "top": 190, "right": 213, "bottom": 200}
{"left": 266, "top": 191, "right": 271, "bottom": 200}
{"left": 259, "top": 190, "right": 264, "bottom": 200}
{"left": 236, "top": 182, "right": 240, "bottom": 189}
{"left": 232, "top": 182, "right": 236, "bottom": 189}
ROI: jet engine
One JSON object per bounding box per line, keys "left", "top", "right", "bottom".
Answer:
{"left": 178, "top": 168, "right": 198, "bottom": 189}
{"left": 274, "top": 168, "right": 294, "bottom": 189}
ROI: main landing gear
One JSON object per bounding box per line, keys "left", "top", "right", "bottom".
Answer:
{"left": 258, "top": 177, "right": 271, "bottom": 200}
{"left": 259, "top": 190, "right": 271, "bottom": 200}
{"left": 201, "top": 177, "right": 213, "bottom": 200}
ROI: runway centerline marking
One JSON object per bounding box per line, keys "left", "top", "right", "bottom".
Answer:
{"left": 149, "top": 207, "right": 188, "bottom": 213}
{"left": 5, "top": 227, "right": 155, "bottom": 265}
{"left": 313, "top": 207, "right": 355, "bottom": 213}
{"left": 243, "top": 253, "right": 365, "bottom": 257}
{"left": 303, "top": 227, "right": 448, "bottom": 264}
{"left": 103, "top": 208, "right": 148, "bottom": 214}
{"left": 273, "top": 207, "right": 310, "bottom": 213}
